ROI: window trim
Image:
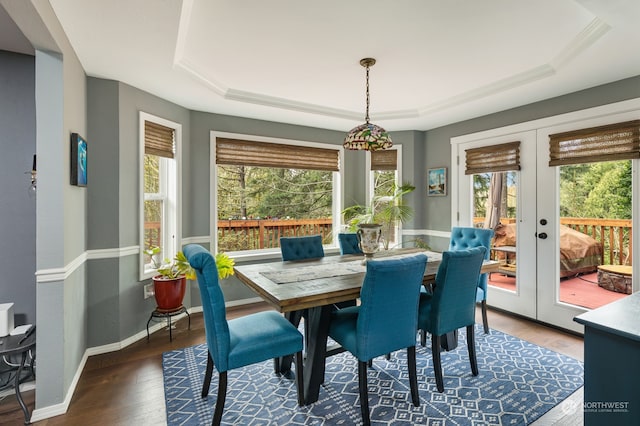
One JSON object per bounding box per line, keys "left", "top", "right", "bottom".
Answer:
{"left": 210, "top": 131, "right": 344, "bottom": 261}
{"left": 139, "top": 112, "right": 182, "bottom": 280}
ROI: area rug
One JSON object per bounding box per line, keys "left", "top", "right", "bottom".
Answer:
{"left": 162, "top": 325, "right": 583, "bottom": 425}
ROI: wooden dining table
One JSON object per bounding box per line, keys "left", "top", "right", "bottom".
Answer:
{"left": 234, "top": 248, "right": 499, "bottom": 404}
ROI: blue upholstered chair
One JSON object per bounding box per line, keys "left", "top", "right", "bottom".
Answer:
{"left": 338, "top": 232, "right": 362, "bottom": 255}
{"left": 280, "top": 235, "right": 325, "bottom": 261}
{"left": 418, "top": 247, "right": 486, "bottom": 393}
{"left": 279, "top": 235, "right": 326, "bottom": 329}
{"left": 183, "top": 244, "right": 304, "bottom": 425}
{"left": 449, "top": 226, "right": 494, "bottom": 333}
{"left": 328, "top": 254, "right": 428, "bottom": 425}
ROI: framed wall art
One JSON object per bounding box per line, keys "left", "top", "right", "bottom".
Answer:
{"left": 70, "top": 133, "right": 87, "bottom": 186}
{"left": 427, "top": 167, "right": 447, "bottom": 196}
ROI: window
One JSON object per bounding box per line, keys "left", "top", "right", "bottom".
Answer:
{"left": 139, "top": 113, "right": 181, "bottom": 279}
{"left": 368, "top": 146, "right": 402, "bottom": 247}
{"left": 212, "top": 133, "right": 343, "bottom": 256}
{"left": 466, "top": 141, "right": 521, "bottom": 229}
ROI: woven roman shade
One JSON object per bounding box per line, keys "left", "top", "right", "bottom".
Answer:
{"left": 465, "top": 141, "right": 521, "bottom": 175}
{"left": 549, "top": 120, "right": 640, "bottom": 166}
{"left": 145, "top": 121, "right": 175, "bottom": 158}
{"left": 215, "top": 138, "right": 340, "bottom": 172}
{"left": 371, "top": 149, "right": 397, "bottom": 171}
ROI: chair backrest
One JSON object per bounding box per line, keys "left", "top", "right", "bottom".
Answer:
{"left": 356, "top": 254, "right": 427, "bottom": 360}
{"left": 183, "top": 244, "right": 232, "bottom": 372}
{"left": 449, "top": 227, "right": 494, "bottom": 295}
{"left": 280, "top": 235, "right": 325, "bottom": 261}
{"left": 338, "top": 233, "right": 362, "bottom": 255}
{"left": 428, "top": 247, "right": 486, "bottom": 335}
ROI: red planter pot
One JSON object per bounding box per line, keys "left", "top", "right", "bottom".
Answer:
{"left": 152, "top": 276, "right": 186, "bottom": 311}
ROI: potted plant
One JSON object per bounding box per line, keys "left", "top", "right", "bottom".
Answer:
{"left": 342, "top": 182, "right": 415, "bottom": 251}
{"left": 145, "top": 247, "right": 235, "bottom": 311}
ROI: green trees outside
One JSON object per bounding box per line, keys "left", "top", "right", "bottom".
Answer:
{"left": 216, "top": 165, "right": 333, "bottom": 220}
{"left": 474, "top": 161, "right": 631, "bottom": 221}
{"left": 560, "top": 160, "right": 631, "bottom": 220}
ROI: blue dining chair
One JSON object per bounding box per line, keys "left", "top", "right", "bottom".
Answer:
{"left": 417, "top": 247, "right": 486, "bottom": 393}
{"left": 328, "top": 254, "right": 428, "bottom": 425}
{"left": 449, "top": 227, "right": 494, "bottom": 333}
{"left": 183, "top": 244, "right": 304, "bottom": 425}
{"left": 280, "top": 235, "right": 325, "bottom": 261}
{"left": 279, "top": 234, "right": 327, "bottom": 328}
{"left": 338, "top": 232, "right": 362, "bottom": 255}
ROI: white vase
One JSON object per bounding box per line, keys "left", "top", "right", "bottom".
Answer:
{"left": 357, "top": 223, "right": 382, "bottom": 263}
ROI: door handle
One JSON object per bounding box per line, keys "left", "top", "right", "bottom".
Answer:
{"left": 538, "top": 232, "right": 547, "bottom": 239}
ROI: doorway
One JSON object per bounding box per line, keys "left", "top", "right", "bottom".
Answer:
{"left": 452, "top": 106, "right": 639, "bottom": 333}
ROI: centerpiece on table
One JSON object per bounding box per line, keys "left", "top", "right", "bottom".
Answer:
{"left": 342, "top": 182, "right": 415, "bottom": 261}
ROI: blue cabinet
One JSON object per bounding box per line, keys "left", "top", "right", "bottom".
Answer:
{"left": 574, "top": 292, "right": 640, "bottom": 425}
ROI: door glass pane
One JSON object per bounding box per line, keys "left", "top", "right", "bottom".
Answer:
{"left": 473, "top": 171, "right": 518, "bottom": 292}
{"left": 558, "top": 160, "right": 631, "bottom": 309}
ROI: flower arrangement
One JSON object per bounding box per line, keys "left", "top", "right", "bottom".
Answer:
{"left": 144, "top": 246, "right": 234, "bottom": 280}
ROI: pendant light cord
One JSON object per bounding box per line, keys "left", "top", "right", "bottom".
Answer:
{"left": 365, "top": 64, "right": 370, "bottom": 124}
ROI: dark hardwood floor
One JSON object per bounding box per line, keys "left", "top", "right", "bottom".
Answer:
{"left": 0, "top": 303, "right": 584, "bottom": 425}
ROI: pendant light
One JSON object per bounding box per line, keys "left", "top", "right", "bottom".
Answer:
{"left": 343, "top": 58, "right": 392, "bottom": 151}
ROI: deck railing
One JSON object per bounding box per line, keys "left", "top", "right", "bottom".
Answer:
{"left": 217, "top": 219, "right": 333, "bottom": 251}
{"left": 561, "top": 217, "right": 632, "bottom": 266}
{"left": 145, "top": 216, "right": 632, "bottom": 265}
{"left": 474, "top": 217, "right": 632, "bottom": 266}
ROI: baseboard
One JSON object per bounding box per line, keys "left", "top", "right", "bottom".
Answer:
{"left": 30, "top": 350, "right": 88, "bottom": 423}
{"left": 28, "top": 298, "right": 262, "bottom": 421}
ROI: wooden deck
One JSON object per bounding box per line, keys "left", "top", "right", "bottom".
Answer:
{"left": 488, "top": 271, "right": 627, "bottom": 310}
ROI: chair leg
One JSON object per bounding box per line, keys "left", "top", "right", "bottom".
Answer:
{"left": 466, "top": 325, "right": 479, "bottom": 376}
{"left": 431, "top": 334, "right": 444, "bottom": 393}
{"left": 481, "top": 300, "right": 490, "bottom": 334}
{"left": 202, "top": 351, "right": 214, "bottom": 398}
{"left": 358, "top": 361, "right": 371, "bottom": 426}
{"left": 407, "top": 346, "right": 420, "bottom": 407}
{"left": 295, "top": 350, "right": 305, "bottom": 406}
{"left": 419, "top": 329, "right": 426, "bottom": 347}
{"left": 212, "top": 371, "right": 227, "bottom": 426}
{"left": 385, "top": 353, "right": 391, "bottom": 360}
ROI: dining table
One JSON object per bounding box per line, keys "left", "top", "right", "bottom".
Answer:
{"left": 233, "top": 248, "right": 499, "bottom": 404}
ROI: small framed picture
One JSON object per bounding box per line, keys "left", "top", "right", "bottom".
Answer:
{"left": 427, "top": 167, "right": 447, "bottom": 196}
{"left": 70, "top": 133, "right": 87, "bottom": 186}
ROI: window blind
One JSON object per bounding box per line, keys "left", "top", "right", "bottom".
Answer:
{"left": 145, "top": 121, "right": 175, "bottom": 159}
{"left": 548, "top": 120, "right": 640, "bottom": 166}
{"left": 215, "top": 138, "right": 340, "bottom": 172}
{"left": 465, "top": 141, "right": 521, "bottom": 175}
{"left": 371, "top": 149, "right": 397, "bottom": 171}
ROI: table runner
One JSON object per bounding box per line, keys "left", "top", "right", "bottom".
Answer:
{"left": 260, "top": 251, "right": 438, "bottom": 285}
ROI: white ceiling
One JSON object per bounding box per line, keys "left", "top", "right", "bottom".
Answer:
{"left": 11, "top": 1, "right": 640, "bottom": 131}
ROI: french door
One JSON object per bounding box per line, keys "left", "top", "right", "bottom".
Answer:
{"left": 452, "top": 104, "right": 639, "bottom": 333}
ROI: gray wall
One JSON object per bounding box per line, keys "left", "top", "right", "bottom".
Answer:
{"left": 85, "top": 79, "right": 192, "bottom": 346}
{"left": 0, "top": 51, "right": 36, "bottom": 325}
{"left": 4, "top": 0, "right": 90, "bottom": 410}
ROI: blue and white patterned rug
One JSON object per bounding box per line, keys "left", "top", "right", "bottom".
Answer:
{"left": 162, "top": 325, "right": 583, "bottom": 425}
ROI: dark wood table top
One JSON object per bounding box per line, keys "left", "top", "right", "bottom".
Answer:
{"left": 234, "top": 249, "right": 500, "bottom": 313}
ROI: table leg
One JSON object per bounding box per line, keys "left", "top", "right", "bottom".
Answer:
{"left": 440, "top": 330, "right": 458, "bottom": 351}
{"left": 15, "top": 351, "right": 31, "bottom": 424}
{"left": 303, "top": 305, "right": 333, "bottom": 404}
